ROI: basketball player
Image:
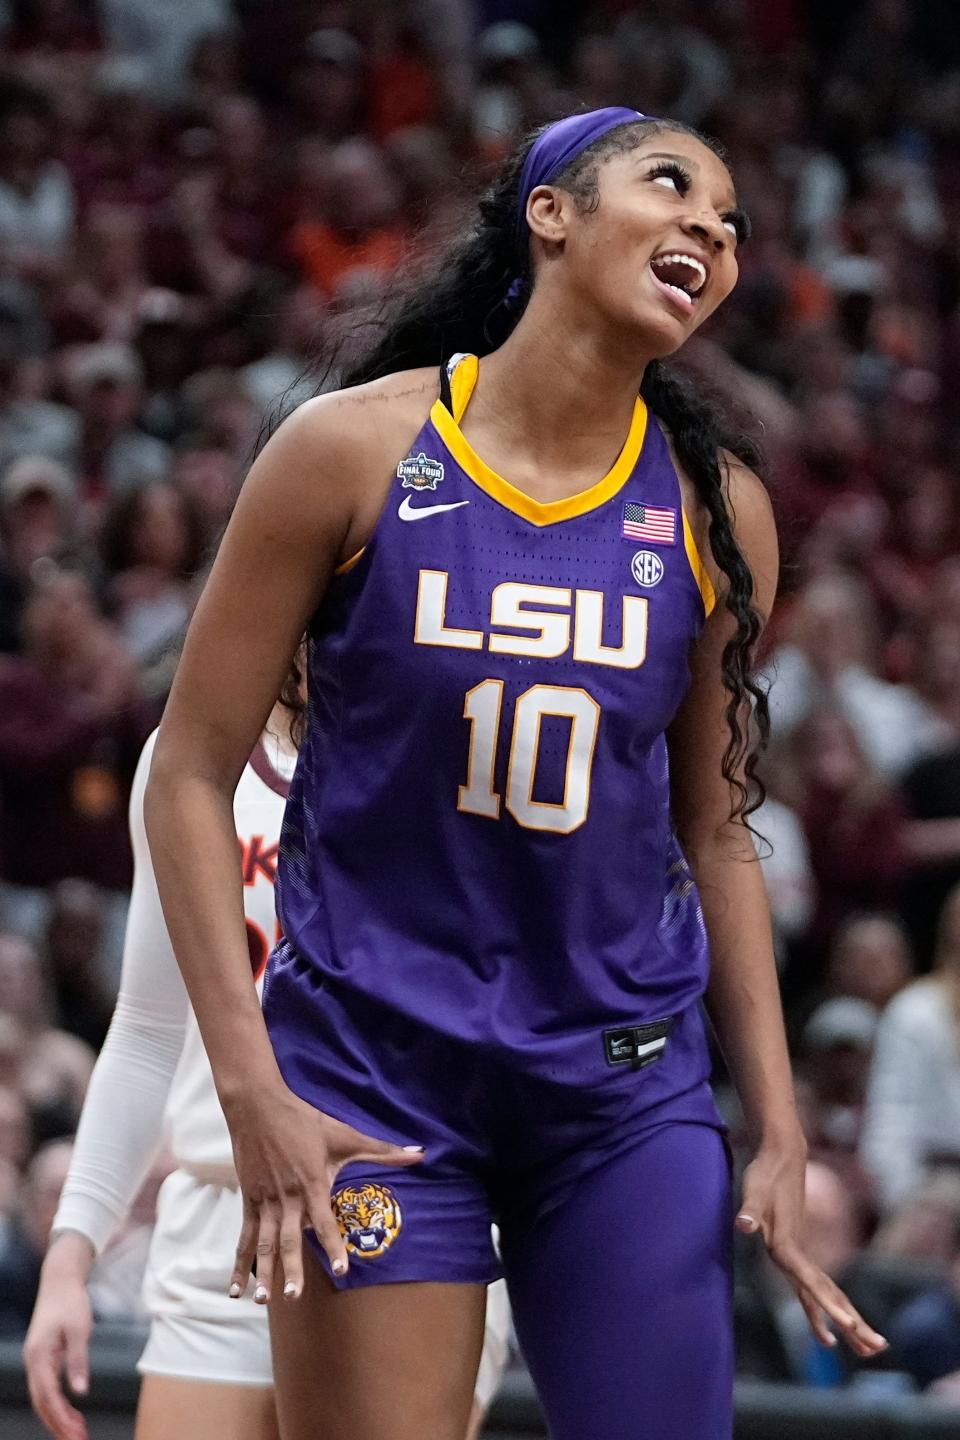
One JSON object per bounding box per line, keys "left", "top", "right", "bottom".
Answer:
{"left": 144, "top": 109, "right": 886, "bottom": 1440}
{"left": 24, "top": 701, "right": 510, "bottom": 1440}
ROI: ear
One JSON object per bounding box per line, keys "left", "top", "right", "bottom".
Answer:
{"left": 525, "top": 184, "right": 571, "bottom": 247}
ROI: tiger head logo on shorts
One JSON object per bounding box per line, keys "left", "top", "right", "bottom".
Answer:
{"left": 331, "top": 1182, "right": 402, "bottom": 1259}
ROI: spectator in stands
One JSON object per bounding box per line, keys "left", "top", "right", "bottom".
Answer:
{"left": 0, "top": 341, "right": 78, "bottom": 476}
{"left": 62, "top": 342, "right": 171, "bottom": 504}
{"left": 19, "top": 1026, "right": 94, "bottom": 1145}
{"left": 240, "top": 283, "right": 326, "bottom": 423}
{"left": 0, "top": 1014, "right": 26, "bottom": 1093}
{"left": 0, "top": 454, "right": 82, "bottom": 648}
{"left": 754, "top": 789, "right": 815, "bottom": 966}
{"left": 44, "top": 881, "right": 114, "bottom": 1053}
{"left": 900, "top": 741, "right": 960, "bottom": 966}
{"left": 0, "top": 1084, "right": 29, "bottom": 1172}
{"left": 52, "top": 202, "right": 151, "bottom": 347}
{"left": 766, "top": 573, "right": 942, "bottom": 779}
{"left": 0, "top": 565, "right": 149, "bottom": 941}
{"left": 170, "top": 437, "right": 239, "bottom": 543}
{"left": 826, "top": 914, "right": 914, "bottom": 1013}
{"left": 872, "top": 1175, "right": 960, "bottom": 1268}
{"left": 131, "top": 288, "right": 196, "bottom": 445}
{"left": 861, "top": 882, "right": 960, "bottom": 1212}
{"left": 0, "top": 1138, "right": 72, "bottom": 1336}
{"left": 886, "top": 1238, "right": 960, "bottom": 1390}
{"left": 100, "top": 478, "right": 206, "bottom": 667}
{"left": 800, "top": 999, "right": 878, "bottom": 1161}
{"left": 790, "top": 709, "right": 907, "bottom": 951}
{"left": 179, "top": 366, "right": 257, "bottom": 473}
{"left": 0, "top": 931, "right": 53, "bottom": 1036}
{"left": 288, "top": 138, "right": 405, "bottom": 300}
{"left": 0, "top": 79, "right": 75, "bottom": 281}
{"left": 288, "top": 28, "right": 368, "bottom": 141}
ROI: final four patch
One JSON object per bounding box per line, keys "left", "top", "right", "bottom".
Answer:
{"left": 398, "top": 452, "right": 444, "bottom": 491}
{"left": 331, "top": 1181, "right": 403, "bottom": 1259}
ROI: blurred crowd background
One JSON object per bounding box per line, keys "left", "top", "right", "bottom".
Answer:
{"left": 1, "top": 0, "right": 960, "bottom": 1408}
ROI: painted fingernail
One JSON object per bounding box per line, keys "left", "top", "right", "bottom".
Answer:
{"left": 254, "top": 1284, "right": 268, "bottom": 1303}
{"left": 229, "top": 1281, "right": 241, "bottom": 1299}
{"left": 283, "top": 1281, "right": 297, "bottom": 1298}
{"left": 332, "top": 1258, "right": 347, "bottom": 1275}
{"left": 403, "top": 1145, "right": 425, "bottom": 1153}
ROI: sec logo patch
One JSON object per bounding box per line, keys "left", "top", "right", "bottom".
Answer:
{"left": 631, "top": 550, "right": 664, "bottom": 588}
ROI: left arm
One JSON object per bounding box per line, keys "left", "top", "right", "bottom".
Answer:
{"left": 668, "top": 458, "right": 885, "bottom": 1359}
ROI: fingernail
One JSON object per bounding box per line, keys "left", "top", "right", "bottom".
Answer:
{"left": 71, "top": 1375, "right": 88, "bottom": 1394}
{"left": 826, "top": 1335, "right": 837, "bottom": 1348}
{"left": 403, "top": 1145, "right": 425, "bottom": 1153}
{"left": 229, "top": 1282, "right": 241, "bottom": 1299}
{"left": 332, "top": 1258, "right": 347, "bottom": 1276}
{"left": 283, "top": 1281, "right": 297, "bottom": 1298}
{"left": 737, "top": 1213, "right": 757, "bottom": 1228}
{"left": 254, "top": 1284, "right": 268, "bottom": 1303}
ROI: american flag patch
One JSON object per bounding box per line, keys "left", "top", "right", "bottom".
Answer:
{"left": 622, "top": 501, "right": 677, "bottom": 545}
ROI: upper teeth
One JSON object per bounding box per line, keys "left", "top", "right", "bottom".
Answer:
{"left": 651, "top": 253, "right": 707, "bottom": 294}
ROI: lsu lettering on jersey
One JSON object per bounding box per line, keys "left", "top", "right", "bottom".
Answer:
{"left": 273, "top": 354, "right": 718, "bottom": 1089}
{"left": 165, "top": 734, "right": 291, "bottom": 1171}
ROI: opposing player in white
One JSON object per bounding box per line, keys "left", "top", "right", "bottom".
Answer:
{"left": 24, "top": 701, "right": 510, "bottom": 1440}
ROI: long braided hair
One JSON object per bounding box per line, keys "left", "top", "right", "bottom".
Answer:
{"left": 334, "top": 118, "right": 769, "bottom": 823}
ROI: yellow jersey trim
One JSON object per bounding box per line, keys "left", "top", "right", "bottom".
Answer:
{"left": 449, "top": 352, "right": 479, "bottom": 423}
{"left": 334, "top": 546, "right": 366, "bottom": 576}
{"left": 681, "top": 510, "right": 716, "bottom": 618}
{"left": 433, "top": 352, "right": 648, "bottom": 527}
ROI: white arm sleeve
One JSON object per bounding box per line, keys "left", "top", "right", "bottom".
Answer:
{"left": 52, "top": 730, "right": 191, "bottom": 1255}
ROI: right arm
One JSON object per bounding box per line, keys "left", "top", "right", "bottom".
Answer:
{"left": 143, "top": 389, "right": 426, "bottom": 1303}
{"left": 24, "top": 732, "right": 188, "bottom": 1440}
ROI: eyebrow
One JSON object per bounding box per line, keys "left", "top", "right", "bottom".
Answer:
{"left": 637, "top": 150, "right": 740, "bottom": 214}
{"left": 642, "top": 151, "right": 701, "bottom": 169}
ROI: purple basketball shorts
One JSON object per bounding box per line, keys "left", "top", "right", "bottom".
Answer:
{"left": 263, "top": 944, "right": 734, "bottom": 1438}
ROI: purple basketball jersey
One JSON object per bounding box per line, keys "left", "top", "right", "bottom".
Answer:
{"left": 275, "top": 354, "right": 718, "bottom": 1086}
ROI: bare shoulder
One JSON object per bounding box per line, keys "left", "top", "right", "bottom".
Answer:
{"left": 666, "top": 433, "right": 778, "bottom": 623}
{"left": 246, "top": 366, "right": 440, "bottom": 562}
{"left": 717, "top": 450, "right": 778, "bottom": 619}
{"left": 266, "top": 366, "right": 438, "bottom": 468}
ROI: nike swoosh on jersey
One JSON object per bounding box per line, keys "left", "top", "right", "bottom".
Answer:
{"left": 398, "top": 496, "right": 471, "bottom": 521}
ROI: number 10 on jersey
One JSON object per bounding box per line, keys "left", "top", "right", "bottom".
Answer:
{"left": 458, "top": 680, "right": 600, "bottom": 834}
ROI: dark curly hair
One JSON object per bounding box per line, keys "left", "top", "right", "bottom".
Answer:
{"left": 328, "top": 117, "right": 770, "bottom": 822}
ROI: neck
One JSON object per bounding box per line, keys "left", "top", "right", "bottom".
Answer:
{"left": 478, "top": 285, "right": 658, "bottom": 460}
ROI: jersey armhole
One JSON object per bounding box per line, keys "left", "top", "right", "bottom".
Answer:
{"left": 334, "top": 547, "right": 366, "bottom": 575}
{"left": 681, "top": 508, "right": 717, "bottom": 618}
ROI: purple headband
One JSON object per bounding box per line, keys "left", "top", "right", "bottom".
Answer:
{"left": 514, "top": 106, "right": 649, "bottom": 245}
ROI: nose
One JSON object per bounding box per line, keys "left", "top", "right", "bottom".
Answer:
{"left": 681, "top": 213, "right": 728, "bottom": 253}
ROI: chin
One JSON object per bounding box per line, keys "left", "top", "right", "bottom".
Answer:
{"left": 626, "top": 306, "right": 691, "bottom": 360}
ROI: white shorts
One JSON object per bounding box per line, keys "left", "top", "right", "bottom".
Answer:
{"left": 138, "top": 1167, "right": 513, "bottom": 1400}
{"left": 138, "top": 1168, "right": 272, "bottom": 1386}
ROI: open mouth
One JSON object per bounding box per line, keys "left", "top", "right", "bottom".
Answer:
{"left": 648, "top": 252, "right": 708, "bottom": 314}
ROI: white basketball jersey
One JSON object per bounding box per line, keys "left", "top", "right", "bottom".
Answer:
{"left": 162, "top": 733, "right": 291, "bottom": 1174}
